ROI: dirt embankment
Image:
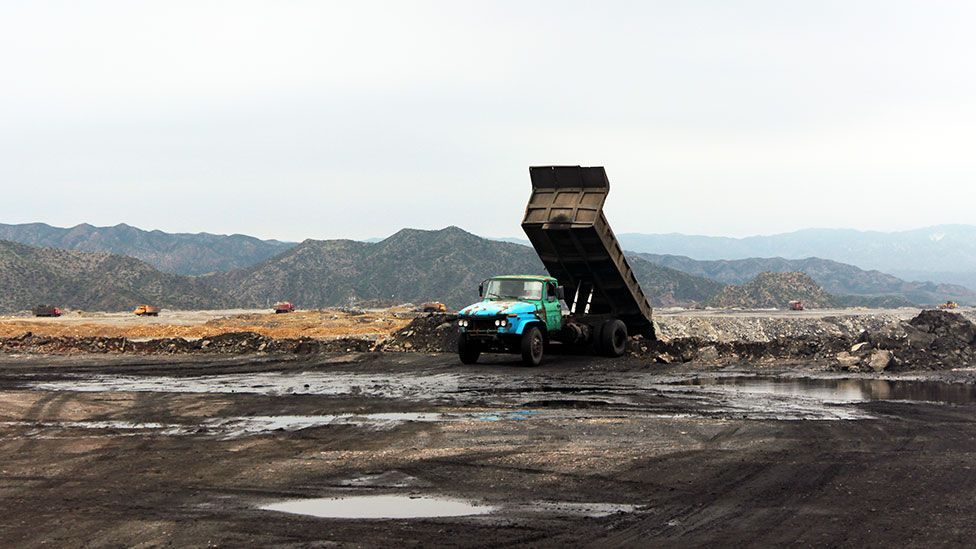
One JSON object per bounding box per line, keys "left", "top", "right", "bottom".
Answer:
{"left": 0, "top": 308, "right": 412, "bottom": 340}
{"left": 636, "top": 310, "right": 976, "bottom": 371}
{"left": 0, "top": 308, "right": 414, "bottom": 355}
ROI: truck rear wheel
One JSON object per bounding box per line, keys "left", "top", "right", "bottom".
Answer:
{"left": 521, "top": 326, "right": 544, "bottom": 367}
{"left": 458, "top": 334, "right": 481, "bottom": 364}
{"left": 600, "top": 319, "right": 628, "bottom": 357}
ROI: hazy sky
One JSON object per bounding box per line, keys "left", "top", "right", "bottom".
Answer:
{"left": 2, "top": 1, "right": 975, "bottom": 241}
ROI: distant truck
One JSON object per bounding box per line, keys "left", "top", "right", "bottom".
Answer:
{"left": 939, "top": 301, "right": 959, "bottom": 310}
{"left": 274, "top": 302, "right": 296, "bottom": 314}
{"left": 456, "top": 166, "right": 654, "bottom": 366}
{"left": 133, "top": 305, "right": 160, "bottom": 317}
{"left": 789, "top": 300, "right": 805, "bottom": 311}
{"left": 32, "top": 305, "right": 62, "bottom": 317}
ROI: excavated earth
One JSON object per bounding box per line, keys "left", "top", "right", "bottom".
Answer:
{"left": 1, "top": 309, "right": 976, "bottom": 546}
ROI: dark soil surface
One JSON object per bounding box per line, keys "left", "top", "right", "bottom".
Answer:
{"left": 0, "top": 351, "right": 975, "bottom": 546}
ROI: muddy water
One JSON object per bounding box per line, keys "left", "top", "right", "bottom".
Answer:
{"left": 258, "top": 495, "right": 640, "bottom": 520}
{"left": 26, "top": 371, "right": 461, "bottom": 399}
{"left": 2, "top": 411, "right": 560, "bottom": 440}
{"left": 677, "top": 376, "right": 976, "bottom": 405}
{"left": 19, "top": 370, "right": 976, "bottom": 428}
{"left": 261, "top": 495, "right": 494, "bottom": 519}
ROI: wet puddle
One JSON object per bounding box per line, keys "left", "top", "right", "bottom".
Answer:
{"left": 260, "top": 495, "right": 494, "bottom": 519}
{"left": 676, "top": 376, "right": 976, "bottom": 405}
{"left": 206, "top": 413, "right": 446, "bottom": 437}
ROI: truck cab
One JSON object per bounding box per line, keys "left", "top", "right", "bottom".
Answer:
{"left": 457, "top": 275, "right": 562, "bottom": 366}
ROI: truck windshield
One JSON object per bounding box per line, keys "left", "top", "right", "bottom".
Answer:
{"left": 485, "top": 279, "right": 543, "bottom": 301}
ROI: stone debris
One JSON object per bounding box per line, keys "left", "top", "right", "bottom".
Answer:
{"left": 833, "top": 309, "right": 976, "bottom": 372}
{"left": 632, "top": 333, "right": 853, "bottom": 365}
{"left": 378, "top": 314, "right": 459, "bottom": 353}
{"left": 867, "top": 350, "right": 894, "bottom": 372}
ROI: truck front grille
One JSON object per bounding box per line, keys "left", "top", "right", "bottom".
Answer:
{"left": 465, "top": 316, "right": 504, "bottom": 334}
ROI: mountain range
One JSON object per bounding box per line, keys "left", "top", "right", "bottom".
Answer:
{"left": 636, "top": 254, "right": 974, "bottom": 306}
{"left": 618, "top": 225, "right": 976, "bottom": 289}
{"left": 0, "top": 227, "right": 724, "bottom": 313}
{"left": 1, "top": 222, "right": 974, "bottom": 314}
{"left": 0, "top": 222, "right": 294, "bottom": 276}
{"left": 214, "top": 227, "right": 725, "bottom": 310}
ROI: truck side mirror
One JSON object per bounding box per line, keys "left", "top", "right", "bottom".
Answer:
{"left": 557, "top": 286, "right": 566, "bottom": 300}
{"left": 478, "top": 283, "right": 484, "bottom": 297}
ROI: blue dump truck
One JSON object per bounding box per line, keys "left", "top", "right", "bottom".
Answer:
{"left": 457, "top": 166, "right": 654, "bottom": 366}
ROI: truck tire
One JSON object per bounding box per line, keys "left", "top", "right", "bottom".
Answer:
{"left": 458, "top": 334, "right": 481, "bottom": 364}
{"left": 521, "top": 325, "right": 544, "bottom": 367}
{"left": 600, "top": 319, "right": 628, "bottom": 357}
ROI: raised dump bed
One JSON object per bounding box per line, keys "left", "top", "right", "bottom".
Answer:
{"left": 522, "top": 166, "right": 654, "bottom": 337}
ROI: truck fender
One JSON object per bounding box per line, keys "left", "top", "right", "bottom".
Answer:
{"left": 520, "top": 319, "right": 547, "bottom": 341}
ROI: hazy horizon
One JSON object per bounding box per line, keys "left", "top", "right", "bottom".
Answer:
{"left": 4, "top": 1, "right": 976, "bottom": 241}
{"left": 4, "top": 219, "right": 975, "bottom": 245}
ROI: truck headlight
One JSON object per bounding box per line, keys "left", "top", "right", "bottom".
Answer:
{"left": 494, "top": 319, "right": 501, "bottom": 326}
{"left": 458, "top": 319, "right": 468, "bottom": 327}
{"left": 499, "top": 319, "right": 508, "bottom": 327}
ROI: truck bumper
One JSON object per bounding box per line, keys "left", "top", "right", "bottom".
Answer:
{"left": 462, "top": 331, "right": 522, "bottom": 353}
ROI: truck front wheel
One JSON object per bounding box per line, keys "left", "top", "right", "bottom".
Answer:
{"left": 600, "top": 319, "right": 628, "bottom": 357}
{"left": 521, "top": 326, "right": 544, "bottom": 367}
{"left": 458, "top": 334, "right": 481, "bottom": 364}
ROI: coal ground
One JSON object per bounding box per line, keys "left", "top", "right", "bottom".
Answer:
{"left": 1, "top": 349, "right": 976, "bottom": 546}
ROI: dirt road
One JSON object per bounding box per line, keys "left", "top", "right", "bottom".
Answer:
{"left": 1, "top": 351, "right": 975, "bottom": 546}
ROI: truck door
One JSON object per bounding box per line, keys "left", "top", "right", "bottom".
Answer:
{"left": 544, "top": 282, "right": 562, "bottom": 330}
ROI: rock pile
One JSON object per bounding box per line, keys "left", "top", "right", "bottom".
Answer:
{"left": 378, "top": 314, "right": 459, "bottom": 353}
{"left": 834, "top": 310, "right": 976, "bottom": 372}
{"left": 0, "top": 331, "right": 374, "bottom": 355}
{"left": 630, "top": 334, "right": 853, "bottom": 365}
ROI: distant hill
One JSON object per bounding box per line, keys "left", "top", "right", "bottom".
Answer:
{"left": 0, "top": 240, "right": 223, "bottom": 312}
{"left": 215, "top": 227, "right": 545, "bottom": 310}
{"left": 637, "top": 253, "right": 976, "bottom": 306}
{"left": 618, "top": 225, "right": 976, "bottom": 288}
{"left": 217, "top": 227, "right": 725, "bottom": 310}
{"left": 627, "top": 258, "right": 725, "bottom": 308}
{"left": 0, "top": 222, "right": 295, "bottom": 275}
{"left": 708, "top": 272, "right": 836, "bottom": 309}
